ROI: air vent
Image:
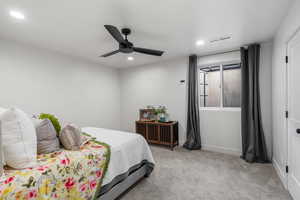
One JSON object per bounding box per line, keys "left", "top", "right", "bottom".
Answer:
{"left": 210, "top": 36, "right": 231, "bottom": 43}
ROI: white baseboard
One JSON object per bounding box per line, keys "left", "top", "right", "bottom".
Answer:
{"left": 273, "top": 158, "right": 288, "bottom": 189}
{"left": 202, "top": 144, "right": 241, "bottom": 156}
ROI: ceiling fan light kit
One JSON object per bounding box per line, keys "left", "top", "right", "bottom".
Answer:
{"left": 100, "top": 25, "right": 164, "bottom": 57}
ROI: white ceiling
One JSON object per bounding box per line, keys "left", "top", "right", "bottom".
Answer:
{"left": 0, "top": 0, "right": 292, "bottom": 68}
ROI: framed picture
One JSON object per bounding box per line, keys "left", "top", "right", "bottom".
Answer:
{"left": 139, "top": 109, "right": 155, "bottom": 121}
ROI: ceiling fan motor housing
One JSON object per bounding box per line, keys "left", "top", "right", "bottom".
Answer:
{"left": 119, "top": 41, "right": 133, "bottom": 53}
{"left": 119, "top": 28, "right": 133, "bottom": 53}
{"left": 121, "top": 28, "right": 131, "bottom": 36}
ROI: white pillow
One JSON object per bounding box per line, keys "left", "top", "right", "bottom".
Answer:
{"left": 0, "top": 108, "right": 37, "bottom": 169}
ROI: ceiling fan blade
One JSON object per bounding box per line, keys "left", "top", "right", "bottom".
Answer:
{"left": 104, "top": 25, "right": 126, "bottom": 43}
{"left": 100, "top": 50, "right": 120, "bottom": 57}
{"left": 133, "top": 47, "right": 164, "bottom": 56}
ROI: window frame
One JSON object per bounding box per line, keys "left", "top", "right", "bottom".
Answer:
{"left": 198, "top": 60, "right": 241, "bottom": 111}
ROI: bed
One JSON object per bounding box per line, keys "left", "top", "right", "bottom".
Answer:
{"left": 0, "top": 137, "right": 111, "bottom": 199}
{"left": 0, "top": 126, "right": 154, "bottom": 200}
{"left": 82, "top": 127, "right": 155, "bottom": 200}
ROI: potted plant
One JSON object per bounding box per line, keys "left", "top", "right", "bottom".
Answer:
{"left": 154, "top": 106, "right": 167, "bottom": 122}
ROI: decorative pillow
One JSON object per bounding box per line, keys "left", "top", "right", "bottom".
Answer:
{"left": 59, "top": 124, "right": 82, "bottom": 150}
{"left": 34, "top": 118, "right": 60, "bottom": 154}
{"left": 0, "top": 108, "right": 37, "bottom": 169}
{"left": 39, "top": 113, "right": 61, "bottom": 135}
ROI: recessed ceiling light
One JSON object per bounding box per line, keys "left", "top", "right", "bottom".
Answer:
{"left": 196, "top": 40, "right": 205, "bottom": 46}
{"left": 127, "top": 56, "right": 134, "bottom": 61}
{"left": 9, "top": 10, "right": 25, "bottom": 20}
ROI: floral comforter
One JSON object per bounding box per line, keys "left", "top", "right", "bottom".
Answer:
{"left": 0, "top": 138, "right": 110, "bottom": 200}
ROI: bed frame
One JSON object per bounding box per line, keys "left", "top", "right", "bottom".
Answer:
{"left": 97, "top": 165, "right": 148, "bottom": 200}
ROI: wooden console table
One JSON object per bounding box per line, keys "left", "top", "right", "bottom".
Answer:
{"left": 135, "top": 121, "right": 178, "bottom": 150}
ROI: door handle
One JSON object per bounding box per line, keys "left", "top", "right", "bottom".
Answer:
{"left": 297, "top": 129, "right": 300, "bottom": 134}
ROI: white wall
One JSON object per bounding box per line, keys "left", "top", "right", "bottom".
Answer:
{"left": 119, "top": 44, "right": 273, "bottom": 156}
{"left": 0, "top": 39, "right": 121, "bottom": 130}
{"left": 119, "top": 58, "right": 188, "bottom": 144}
{"left": 272, "top": 0, "right": 300, "bottom": 188}
{"left": 199, "top": 110, "right": 242, "bottom": 155}
{"left": 197, "top": 51, "right": 240, "bottom": 66}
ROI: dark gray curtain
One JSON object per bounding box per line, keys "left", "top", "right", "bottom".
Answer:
{"left": 241, "top": 44, "right": 269, "bottom": 163}
{"left": 183, "top": 55, "right": 201, "bottom": 150}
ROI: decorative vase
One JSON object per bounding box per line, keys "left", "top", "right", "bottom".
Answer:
{"left": 159, "top": 113, "right": 166, "bottom": 122}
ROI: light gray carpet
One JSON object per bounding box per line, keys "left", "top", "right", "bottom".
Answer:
{"left": 121, "top": 146, "right": 292, "bottom": 200}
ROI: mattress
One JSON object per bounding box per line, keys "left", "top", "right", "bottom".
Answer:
{"left": 82, "top": 127, "right": 155, "bottom": 193}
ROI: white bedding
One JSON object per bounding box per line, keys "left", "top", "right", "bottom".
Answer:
{"left": 82, "top": 127, "right": 155, "bottom": 186}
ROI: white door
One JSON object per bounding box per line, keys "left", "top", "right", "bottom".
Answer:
{"left": 288, "top": 30, "right": 300, "bottom": 200}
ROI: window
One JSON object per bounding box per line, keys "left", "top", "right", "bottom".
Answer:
{"left": 199, "top": 66, "right": 221, "bottom": 107}
{"left": 199, "top": 62, "right": 241, "bottom": 108}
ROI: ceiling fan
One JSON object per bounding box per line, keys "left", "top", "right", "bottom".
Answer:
{"left": 100, "top": 25, "right": 164, "bottom": 57}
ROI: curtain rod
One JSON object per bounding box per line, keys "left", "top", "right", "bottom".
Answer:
{"left": 197, "top": 49, "right": 241, "bottom": 58}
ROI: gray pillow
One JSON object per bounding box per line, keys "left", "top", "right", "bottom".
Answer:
{"left": 59, "top": 124, "right": 82, "bottom": 151}
{"left": 35, "top": 118, "right": 60, "bottom": 154}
